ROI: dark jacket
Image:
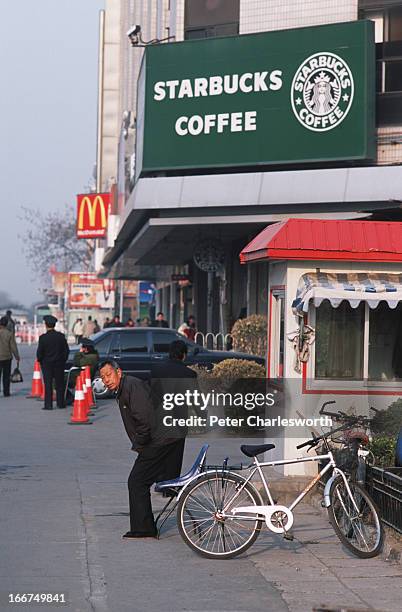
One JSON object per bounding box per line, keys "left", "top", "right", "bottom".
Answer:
{"left": 37, "top": 330, "right": 69, "bottom": 365}
{"left": 116, "top": 375, "right": 176, "bottom": 451}
{"left": 151, "top": 358, "right": 197, "bottom": 380}
{"left": 73, "top": 351, "right": 99, "bottom": 378}
{"left": 152, "top": 319, "right": 169, "bottom": 328}
{"left": 150, "top": 359, "right": 201, "bottom": 435}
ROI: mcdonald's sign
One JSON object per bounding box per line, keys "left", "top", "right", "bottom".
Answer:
{"left": 76, "top": 193, "right": 111, "bottom": 239}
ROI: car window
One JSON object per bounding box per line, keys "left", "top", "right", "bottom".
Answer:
{"left": 110, "top": 333, "right": 120, "bottom": 353}
{"left": 94, "top": 334, "right": 112, "bottom": 354}
{"left": 120, "top": 331, "right": 148, "bottom": 353}
{"left": 152, "top": 331, "right": 180, "bottom": 353}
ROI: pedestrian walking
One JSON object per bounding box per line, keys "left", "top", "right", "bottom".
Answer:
{"left": 152, "top": 312, "right": 169, "bottom": 328}
{"left": 84, "top": 315, "right": 96, "bottom": 337}
{"left": 5, "top": 310, "right": 16, "bottom": 334}
{"left": 125, "top": 318, "right": 135, "bottom": 327}
{"left": 103, "top": 317, "right": 111, "bottom": 329}
{"left": 93, "top": 319, "right": 101, "bottom": 334}
{"left": 37, "top": 315, "right": 69, "bottom": 410}
{"left": 0, "top": 316, "right": 20, "bottom": 397}
{"left": 99, "top": 359, "right": 186, "bottom": 539}
{"left": 72, "top": 318, "right": 84, "bottom": 343}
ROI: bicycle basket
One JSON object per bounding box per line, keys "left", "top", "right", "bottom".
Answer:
{"left": 332, "top": 446, "right": 359, "bottom": 473}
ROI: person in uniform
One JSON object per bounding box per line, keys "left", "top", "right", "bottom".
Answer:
{"left": 37, "top": 315, "right": 69, "bottom": 410}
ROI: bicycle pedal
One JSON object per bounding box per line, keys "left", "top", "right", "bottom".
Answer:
{"left": 283, "top": 531, "right": 294, "bottom": 541}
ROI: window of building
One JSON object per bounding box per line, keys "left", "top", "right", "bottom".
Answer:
{"left": 361, "top": 5, "right": 402, "bottom": 93}
{"left": 389, "top": 6, "right": 402, "bottom": 41}
{"left": 184, "top": 0, "right": 239, "bottom": 40}
{"left": 313, "top": 300, "right": 402, "bottom": 382}
{"left": 385, "top": 59, "right": 402, "bottom": 92}
{"left": 315, "top": 302, "right": 365, "bottom": 380}
{"left": 369, "top": 302, "right": 402, "bottom": 381}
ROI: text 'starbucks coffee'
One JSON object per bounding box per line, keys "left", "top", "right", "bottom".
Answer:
{"left": 136, "top": 20, "right": 375, "bottom": 174}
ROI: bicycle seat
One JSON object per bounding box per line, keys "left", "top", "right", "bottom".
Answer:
{"left": 240, "top": 444, "right": 275, "bottom": 458}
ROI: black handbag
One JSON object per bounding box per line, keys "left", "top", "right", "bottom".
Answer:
{"left": 10, "top": 367, "right": 23, "bottom": 383}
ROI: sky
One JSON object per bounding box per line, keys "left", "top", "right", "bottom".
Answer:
{"left": 0, "top": 0, "right": 105, "bottom": 308}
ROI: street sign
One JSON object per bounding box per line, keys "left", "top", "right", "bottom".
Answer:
{"left": 136, "top": 20, "right": 375, "bottom": 176}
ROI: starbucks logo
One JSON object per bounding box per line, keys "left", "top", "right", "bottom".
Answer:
{"left": 291, "top": 52, "right": 354, "bottom": 132}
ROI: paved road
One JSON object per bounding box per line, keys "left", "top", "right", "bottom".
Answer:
{"left": 0, "top": 345, "right": 401, "bottom": 612}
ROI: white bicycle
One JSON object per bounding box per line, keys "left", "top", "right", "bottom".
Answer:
{"left": 177, "top": 420, "right": 384, "bottom": 560}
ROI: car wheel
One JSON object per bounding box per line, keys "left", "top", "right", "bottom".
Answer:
{"left": 92, "top": 375, "right": 110, "bottom": 399}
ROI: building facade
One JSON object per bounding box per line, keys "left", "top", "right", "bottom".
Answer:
{"left": 98, "top": 0, "right": 402, "bottom": 338}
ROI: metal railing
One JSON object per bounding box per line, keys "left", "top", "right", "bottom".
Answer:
{"left": 366, "top": 466, "right": 402, "bottom": 534}
{"left": 194, "top": 331, "right": 233, "bottom": 351}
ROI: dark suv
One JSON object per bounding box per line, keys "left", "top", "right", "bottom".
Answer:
{"left": 67, "top": 327, "right": 265, "bottom": 398}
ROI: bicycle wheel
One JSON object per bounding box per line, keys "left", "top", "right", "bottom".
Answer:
{"left": 177, "top": 472, "right": 263, "bottom": 559}
{"left": 328, "top": 476, "right": 383, "bottom": 558}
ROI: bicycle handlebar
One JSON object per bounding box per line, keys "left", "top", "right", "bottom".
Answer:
{"left": 319, "top": 400, "right": 336, "bottom": 415}
{"left": 319, "top": 401, "right": 372, "bottom": 425}
{"left": 296, "top": 439, "right": 317, "bottom": 450}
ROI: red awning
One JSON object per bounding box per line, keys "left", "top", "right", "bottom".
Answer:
{"left": 240, "top": 219, "right": 402, "bottom": 264}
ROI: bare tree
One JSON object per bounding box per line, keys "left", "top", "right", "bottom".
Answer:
{"left": 19, "top": 206, "right": 94, "bottom": 280}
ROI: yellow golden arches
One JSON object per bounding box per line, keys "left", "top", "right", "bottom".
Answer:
{"left": 77, "top": 195, "right": 107, "bottom": 230}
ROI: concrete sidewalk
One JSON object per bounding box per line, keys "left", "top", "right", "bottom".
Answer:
{"left": 0, "top": 347, "right": 401, "bottom": 611}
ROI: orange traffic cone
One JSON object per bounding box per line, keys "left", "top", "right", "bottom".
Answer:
{"left": 27, "top": 360, "right": 43, "bottom": 398}
{"left": 84, "top": 366, "right": 96, "bottom": 409}
{"left": 69, "top": 375, "right": 91, "bottom": 425}
{"left": 81, "top": 371, "right": 94, "bottom": 417}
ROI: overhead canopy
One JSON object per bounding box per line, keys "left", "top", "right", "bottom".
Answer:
{"left": 292, "top": 272, "right": 402, "bottom": 313}
{"left": 240, "top": 218, "right": 402, "bottom": 263}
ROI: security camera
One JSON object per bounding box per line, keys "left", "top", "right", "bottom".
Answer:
{"left": 127, "top": 25, "right": 141, "bottom": 46}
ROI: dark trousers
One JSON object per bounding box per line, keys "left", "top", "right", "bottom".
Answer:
{"left": 128, "top": 438, "right": 185, "bottom": 534}
{"left": 41, "top": 362, "right": 65, "bottom": 408}
{"left": 0, "top": 359, "right": 12, "bottom": 396}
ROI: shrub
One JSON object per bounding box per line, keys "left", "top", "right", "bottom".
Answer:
{"left": 371, "top": 400, "right": 402, "bottom": 437}
{"left": 368, "top": 436, "right": 397, "bottom": 468}
{"left": 231, "top": 314, "right": 267, "bottom": 357}
{"left": 189, "top": 358, "right": 266, "bottom": 392}
{"left": 211, "top": 358, "right": 266, "bottom": 386}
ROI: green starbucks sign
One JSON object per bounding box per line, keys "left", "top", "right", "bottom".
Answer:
{"left": 136, "top": 20, "right": 375, "bottom": 175}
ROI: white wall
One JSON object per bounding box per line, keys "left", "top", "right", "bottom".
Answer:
{"left": 240, "top": 0, "right": 358, "bottom": 34}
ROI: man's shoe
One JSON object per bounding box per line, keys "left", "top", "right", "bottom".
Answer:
{"left": 42, "top": 407, "right": 53, "bottom": 410}
{"left": 122, "top": 531, "right": 157, "bottom": 539}
{"left": 57, "top": 405, "right": 66, "bottom": 409}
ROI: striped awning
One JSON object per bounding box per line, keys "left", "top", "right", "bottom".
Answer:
{"left": 292, "top": 272, "right": 402, "bottom": 313}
